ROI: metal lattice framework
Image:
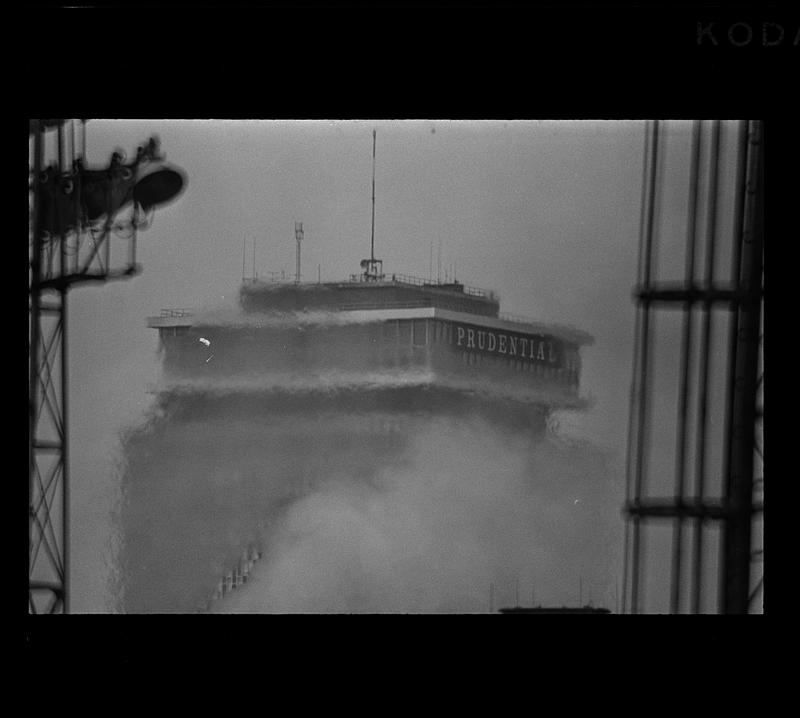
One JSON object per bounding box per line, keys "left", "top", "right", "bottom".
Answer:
{"left": 29, "top": 119, "right": 185, "bottom": 613}
{"left": 622, "top": 120, "right": 763, "bottom": 613}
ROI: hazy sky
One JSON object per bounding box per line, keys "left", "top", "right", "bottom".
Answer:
{"left": 43, "top": 119, "right": 653, "bottom": 611}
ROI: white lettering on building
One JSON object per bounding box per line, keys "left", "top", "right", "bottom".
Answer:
{"left": 451, "top": 322, "right": 565, "bottom": 368}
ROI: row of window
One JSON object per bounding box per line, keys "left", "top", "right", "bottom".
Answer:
{"left": 160, "top": 320, "right": 579, "bottom": 387}
{"left": 394, "top": 318, "right": 463, "bottom": 346}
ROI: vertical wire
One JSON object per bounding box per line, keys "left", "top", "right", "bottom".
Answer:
{"left": 670, "top": 120, "right": 703, "bottom": 614}
{"left": 717, "top": 121, "right": 749, "bottom": 613}
{"left": 622, "top": 120, "right": 653, "bottom": 614}
{"left": 689, "top": 120, "right": 724, "bottom": 612}
{"left": 636, "top": 118, "right": 661, "bottom": 613}
{"left": 631, "top": 119, "right": 661, "bottom": 613}
{"left": 721, "top": 120, "right": 763, "bottom": 613}
{"left": 61, "top": 265, "right": 69, "bottom": 613}
{"left": 58, "top": 119, "right": 70, "bottom": 613}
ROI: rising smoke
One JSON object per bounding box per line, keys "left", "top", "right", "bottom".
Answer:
{"left": 112, "top": 384, "right": 622, "bottom": 613}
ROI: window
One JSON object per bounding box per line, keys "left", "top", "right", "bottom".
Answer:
{"left": 413, "top": 319, "right": 428, "bottom": 346}
{"left": 398, "top": 321, "right": 411, "bottom": 346}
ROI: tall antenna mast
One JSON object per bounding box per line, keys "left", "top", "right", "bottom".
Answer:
{"left": 242, "top": 236, "right": 246, "bottom": 282}
{"left": 370, "top": 128, "right": 376, "bottom": 263}
{"left": 252, "top": 237, "right": 256, "bottom": 281}
{"left": 359, "top": 129, "right": 383, "bottom": 282}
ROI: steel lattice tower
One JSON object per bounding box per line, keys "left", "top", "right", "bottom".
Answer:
{"left": 29, "top": 119, "right": 185, "bottom": 613}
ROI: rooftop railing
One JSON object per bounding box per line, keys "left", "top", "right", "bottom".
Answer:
{"left": 346, "top": 271, "right": 497, "bottom": 301}
{"left": 338, "top": 300, "right": 432, "bottom": 312}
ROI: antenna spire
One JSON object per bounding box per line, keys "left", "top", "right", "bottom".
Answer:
{"left": 370, "top": 128, "right": 376, "bottom": 263}
{"left": 359, "top": 129, "right": 383, "bottom": 281}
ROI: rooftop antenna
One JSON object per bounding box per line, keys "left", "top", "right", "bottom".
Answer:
{"left": 360, "top": 129, "right": 383, "bottom": 281}
{"left": 295, "top": 221, "right": 303, "bottom": 284}
{"left": 371, "top": 128, "right": 376, "bottom": 265}
{"left": 242, "top": 236, "right": 246, "bottom": 283}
